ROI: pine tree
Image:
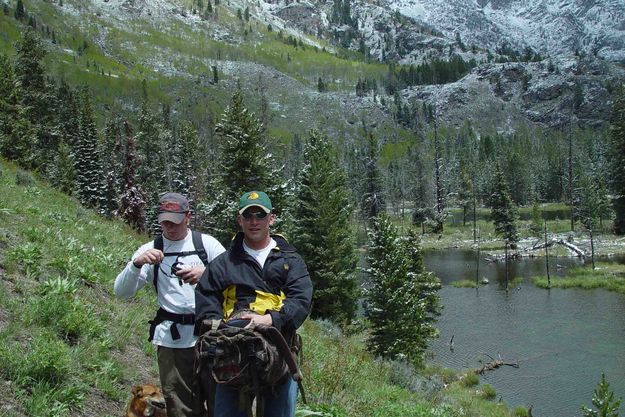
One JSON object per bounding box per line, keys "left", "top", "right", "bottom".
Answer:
{"left": 14, "top": 0, "right": 25, "bottom": 20}
{"left": 14, "top": 29, "right": 56, "bottom": 172}
{"left": 489, "top": 160, "right": 519, "bottom": 245}
{"left": 171, "top": 120, "right": 208, "bottom": 204}
{"left": 0, "top": 53, "right": 32, "bottom": 165}
{"left": 364, "top": 214, "right": 441, "bottom": 368}
{"left": 135, "top": 80, "right": 167, "bottom": 231}
{"left": 361, "top": 132, "right": 385, "bottom": 223}
{"left": 200, "top": 88, "right": 284, "bottom": 243}
{"left": 291, "top": 130, "right": 358, "bottom": 324}
{"left": 49, "top": 139, "right": 75, "bottom": 194}
{"left": 581, "top": 374, "right": 622, "bottom": 417}
{"left": 74, "top": 87, "right": 104, "bottom": 210}
{"left": 118, "top": 121, "right": 147, "bottom": 232}
{"left": 608, "top": 87, "right": 625, "bottom": 235}
{"left": 574, "top": 173, "right": 612, "bottom": 231}
{"left": 100, "top": 116, "right": 125, "bottom": 217}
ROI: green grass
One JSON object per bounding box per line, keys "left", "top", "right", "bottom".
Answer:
{"left": 531, "top": 262, "right": 625, "bottom": 293}
{"left": 0, "top": 157, "right": 525, "bottom": 416}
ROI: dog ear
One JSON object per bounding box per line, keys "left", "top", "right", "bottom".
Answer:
{"left": 131, "top": 385, "right": 143, "bottom": 397}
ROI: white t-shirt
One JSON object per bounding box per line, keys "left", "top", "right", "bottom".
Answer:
{"left": 243, "top": 238, "right": 276, "bottom": 268}
{"left": 114, "top": 230, "right": 225, "bottom": 348}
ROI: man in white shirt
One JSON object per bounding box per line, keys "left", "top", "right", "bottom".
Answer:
{"left": 115, "top": 192, "right": 225, "bottom": 417}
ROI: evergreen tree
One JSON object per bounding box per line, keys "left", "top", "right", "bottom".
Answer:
{"left": 118, "top": 121, "right": 147, "bottom": 232}
{"left": 200, "top": 88, "right": 284, "bottom": 243}
{"left": 14, "top": 29, "right": 56, "bottom": 172}
{"left": 135, "top": 80, "right": 167, "bottom": 231}
{"left": 574, "top": 173, "right": 612, "bottom": 231}
{"left": 361, "top": 132, "right": 385, "bottom": 224}
{"left": 100, "top": 116, "right": 125, "bottom": 217}
{"left": 317, "top": 77, "right": 326, "bottom": 92}
{"left": 457, "top": 167, "right": 474, "bottom": 227}
{"left": 47, "top": 80, "right": 80, "bottom": 193}
{"left": 74, "top": 87, "right": 104, "bottom": 210}
{"left": 608, "top": 87, "right": 625, "bottom": 234}
{"left": 171, "top": 120, "right": 208, "bottom": 205}
{"left": 0, "top": 53, "right": 33, "bottom": 165}
{"left": 14, "top": 0, "right": 25, "bottom": 20}
{"left": 581, "top": 374, "right": 622, "bottom": 417}
{"left": 489, "top": 161, "right": 519, "bottom": 245}
{"left": 364, "top": 214, "right": 441, "bottom": 368}
{"left": 49, "top": 139, "right": 75, "bottom": 194}
{"left": 291, "top": 130, "right": 358, "bottom": 325}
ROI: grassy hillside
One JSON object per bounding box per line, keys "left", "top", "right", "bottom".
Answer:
{"left": 0, "top": 159, "right": 527, "bottom": 417}
{"left": 0, "top": 0, "right": 394, "bottom": 145}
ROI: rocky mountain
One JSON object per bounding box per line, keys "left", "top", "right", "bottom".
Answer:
{"left": 12, "top": 0, "right": 625, "bottom": 136}
{"left": 255, "top": 0, "right": 625, "bottom": 130}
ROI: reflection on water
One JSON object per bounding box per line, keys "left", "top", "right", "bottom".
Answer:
{"left": 424, "top": 250, "right": 625, "bottom": 417}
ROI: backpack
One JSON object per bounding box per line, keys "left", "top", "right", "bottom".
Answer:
{"left": 195, "top": 321, "right": 306, "bottom": 417}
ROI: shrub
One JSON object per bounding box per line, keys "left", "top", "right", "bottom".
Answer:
{"left": 27, "top": 293, "right": 102, "bottom": 343}
{"left": 514, "top": 406, "right": 529, "bottom": 417}
{"left": 15, "top": 169, "right": 35, "bottom": 186}
{"left": 481, "top": 384, "right": 497, "bottom": 400}
{"left": 460, "top": 371, "right": 479, "bottom": 387}
{"left": 21, "top": 330, "right": 72, "bottom": 385}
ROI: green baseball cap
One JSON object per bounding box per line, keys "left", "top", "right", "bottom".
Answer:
{"left": 239, "top": 191, "right": 272, "bottom": 214}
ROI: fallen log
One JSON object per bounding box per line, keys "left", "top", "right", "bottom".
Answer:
{"left": 530, "top": 238, "right": 586, "bottom": 257}
{"left": 474, "top": 356, "right": 519, "bottom": 375}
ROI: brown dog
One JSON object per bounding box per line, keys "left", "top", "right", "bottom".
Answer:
{"left": 125, "top": 383, "right": 167, "bottom": 417}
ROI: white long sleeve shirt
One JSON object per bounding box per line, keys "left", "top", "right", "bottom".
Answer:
{"left": 114, "top": 230, "right": 225, "bottom": 348}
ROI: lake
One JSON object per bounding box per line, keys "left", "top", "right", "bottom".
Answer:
{"left": 424, "top": 250, "right": 625, "bottom": 417}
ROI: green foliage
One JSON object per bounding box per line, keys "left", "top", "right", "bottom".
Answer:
{"left": 608, "top": 86, "right": 625, "bottom": 235}
{"left": 364, "top": 215, "right": 441, "bottom": 368}
{"left": 460, "top": 371, "right": 479, "bottom": 387}
{"left": 489, "top": 161, "right": 519, "bottom": 244}
{"left": 513, "top": 406, "right": 529, "bottom": 417}
{"left": 581, "top": 373, "right": 622, "bottom": 417}
{"left": 16, "top": 329, "right": 72, "bottom": 386}
{"left": 15, "top": 168, "right": 35, "bottom": 186}
{"left": 481, "top": 384, "right": 497, "bottom": 400}
{"left": 199, "top": 88, "right": 285, "bottom": 244}
{"left": 74, "top": 87, "right": 105, "bottom": 210}
{"left": 291, "top": 130, "right": 359, "bottom": 324}
{"left": 574, "top": 172, "right": 612, "bottom": 231}
{"left": 349, "top": 132, "right": 385, "bottom": 225}
{"left": 531, "top": 263, "right": 625, "bottom": 294}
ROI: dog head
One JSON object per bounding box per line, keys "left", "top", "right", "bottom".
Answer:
{"left": 127, "top": 384, "right": 166, "bottom": 417}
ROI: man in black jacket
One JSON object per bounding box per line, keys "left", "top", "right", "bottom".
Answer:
{"left": 195, "top": 191, "right": 312, "bottom": 417}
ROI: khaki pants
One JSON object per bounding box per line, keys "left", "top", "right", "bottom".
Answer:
{"left": 157, "top": 346, "right": 206, "bottom": 417}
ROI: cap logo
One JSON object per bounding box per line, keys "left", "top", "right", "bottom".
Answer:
{"left": 248, "top": 192, "right": 260, "bottom": 200}
{"left": 160, "top": 201, "right": 182, "bottom": 212}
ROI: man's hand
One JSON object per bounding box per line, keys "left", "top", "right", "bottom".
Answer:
{"left": 175, "top": 266, "right": 205, "bottom": 285}
{"left": 240, "top": 313, "right": 273, "bottom": 328}
{"left": 132, "top": 249, "right": 164, "bottom": 267}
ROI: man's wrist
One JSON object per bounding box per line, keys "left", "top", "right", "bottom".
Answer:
{"left": 132, "top": 260, "right": 142, "bottom": 268}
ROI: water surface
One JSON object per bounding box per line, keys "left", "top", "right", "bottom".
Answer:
{"left": 424, "top": 250, "right": 625, "bottom": 417}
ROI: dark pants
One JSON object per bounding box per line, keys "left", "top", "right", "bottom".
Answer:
{"left": 213, "top": 378, "right": 298, "bottom": 417}
{"left": 157, "top": 346, "right": 206, "bottom": 417}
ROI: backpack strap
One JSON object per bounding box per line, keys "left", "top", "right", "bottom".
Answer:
{"left": 148, "top": 307, "right": 196, "bottom": 342}
{"left": 152, "top": 230, "right": 208, "bottom": 294}
{"left": 153, "top": 234, "right": 164, "bottom": 293}
{"left": 191, "top": 230, "right": 209, "bottom": 267}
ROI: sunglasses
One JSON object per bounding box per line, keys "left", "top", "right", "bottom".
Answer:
{"left": 242, "top": 211, "right": 269, "bottom": 220}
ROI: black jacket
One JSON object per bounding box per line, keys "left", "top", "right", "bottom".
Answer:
{"left": 194, "top": 233, "right": 312, "bottom": 339}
